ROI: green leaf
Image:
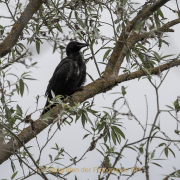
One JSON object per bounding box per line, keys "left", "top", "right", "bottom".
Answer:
{"left": 23, "top": 77, "right": 36, "bottom": 80}
{"left": 103, "top": 49, "right": 111, "bottom": 62}
{"left": 168, "top": 148, "right": 176, "bottom": 158}
{"left": 9, "top": 119, "right": 17, "bottom": 127}
{"left": 153, "top": 51, "right": 161, "bottom": 62}
{"left": 53, "top": 41, "right": 57, "bottom": 53}
{"left": 151, "top": 150, "right": 155, "bottom": 159}
{"left": 158, "top": 143, "right": 166, "bottom": 147}
{"left": 93, "top": 26, "right": 99, "bottom": 35}
{"left": 36, "top": 24, "right": 39, "bottom": 34}
{"left": 23, "top": 151, "right": 26, "bottom": 157}
{"left": 150, "top": 131, "right": 158, "bottom": 142}
{"left": 55, "top": 23, "right": 63, "bottom": 33}
{"left": 19, "top": 79, "right": 24, "bottom": 97}
{"left": 90, "top": 39, "right": 95, "bottom": 51}
{"left": 151, "top": 162, "right": 162, "bottom": 168}
{"left": 87, "top": 73, "right": 94, "bottom": 82}
{"left": 96, "top": 148, "right": 104, "bottom": 156}
{"left": 84, "top": 111, "right": 93, "bottom": 126}
{"left": 126, "top": 146, "right": 137, "bottom": 152}
{"left": 111, "top": 126, "right": 125, "bottom": 139}
{"left": 5, "top": 107, "right": 11, "bottom": 119}
{"left": 174, "top": 99, "right": 180, "bottom": 111}
{"left": 11, "top": 49, "right": 15, "bottom": 60}
{"left": 164, "top": 147, "right": 168, "bottom": 157}
{"left": 104, "top": 135, "right": 107, "bottom": 143}
{"left": 16, "top": 104, "right": 22, "bottom": 116}
{"left": 75, "top": 110, "right": 81, "bottom": 122}
{"left": 121, "top": 86, "right": 126, "bottom": 96}
{"left": 83, "top": 134, "right": 90, "bottom": 139}
{"left": 49, "top": 154, "right": 53, "bottom": 162}
{"left": 112, "top": 97, "right": 123, "bottom": 107}
{"left": 81, "top": 111, "right": 86, "bottom": 127}
{"left": 75, "top": 11, "right": 85, "bottom": 29}
{"left": 51, "top": 90, "right": 56, "bottom": 99}
{"left": 11, "top": 171, "right": 18, "bottom": 179}
{"left": 165, "top": 105, "right": 174, "bottom": 110}
{"left": 139, "top": 147, "right": 144, "bottom": 154}
{"left": 157, "top": 8, "right": 164, "bottom": 18}
{"left": 111, "top": 130, "right": 116, "bottom": 145}
{"left": 97, "top": 122, "right": 105, "bottom": 132}
{"left": 10, "top": 159, "right": 15, "bottom": 172}
{"left": 36, "top": 40, "right": 40, "bottom": 54}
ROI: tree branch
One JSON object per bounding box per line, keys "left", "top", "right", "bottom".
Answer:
{"left": 103, "top": 0, "right": 171, "bottom": 77}
{"left": 0, "top": 0, "right": 43, "bottom": 57}
{"left": 0, "top": 50, "right": 28, "bottom": 70}
{"left": 114, "top": 17, "right": 180, "bottom": 75}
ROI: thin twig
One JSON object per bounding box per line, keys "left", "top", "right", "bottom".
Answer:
{"left": 5, "top": 1, "right": 16, "bottom": 22}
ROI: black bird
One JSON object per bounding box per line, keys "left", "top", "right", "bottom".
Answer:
{"left": 42, "top": 41, "right": 88, "bottom": 115}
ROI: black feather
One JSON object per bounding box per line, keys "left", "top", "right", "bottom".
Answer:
{"left": 42, "top": 41, "right": 88, "bottom": 115}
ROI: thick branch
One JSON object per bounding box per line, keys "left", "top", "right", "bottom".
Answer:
{"left": 0, "top": 0, "right": 43, "bottom": 57}
{"left": 103, "top": 0, "right": 170, "bottom": 77}
{"left": 114, "top": 18, "right": 180, "bottom": 75}
{"left": 0, "top": 58, "right": 180, "bottom": 164}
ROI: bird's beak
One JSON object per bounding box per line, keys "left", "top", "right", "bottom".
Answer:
{"left": 77, "top": 43, "right": 89, "bottom": 48}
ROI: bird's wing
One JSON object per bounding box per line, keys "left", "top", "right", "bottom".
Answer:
{"left": 45, "top": 58, "right": 73, "bottom": 97}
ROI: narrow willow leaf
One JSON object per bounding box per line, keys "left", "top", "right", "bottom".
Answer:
{"left": 151, "top": 162, "right": 162, "bottom": 168}
{"left": 164, "top": 147, "right": 168, "bottom": 157}
{"left": 53, "top": 41, "right": 57, "bottom": 53}
{"left": 10, "top": 159, "right": 15, "bottom": 172}
{"left": 83, "top": 134, "right": 90, "bottom": 139}
{"left": 168, "top": 148, "right": 176, "bottom": 158}
{"left": 16, "top": 104, "right": 22, "bottom": 116}
{"left": 55, "top": 23, "right": 63, "bottom": 33}
{"left": 165, "top": 105, "right": 174, "bottom": 110}
{"left": 75, "top": 11, "right": 85, "bottom": 29}
{"left": 121, "top": 86, "right": 126, "bottom": 96}
{"left": 81, "top": 111, "right": 86, "bottom": 127}
{"left": 103, "top": 49, "right": 111, "bottom": 62}
{"left": 96, "top": 148, "right": 104, "bottom": 156}
{"left": 112, "top": 126, "right": 125, "bottom": 139}
{"left": 87, "top": 73, "right": 94, "bottom": 82}
{"left": 36, "top": 24, "right": 39, "bottom": 34}
{"left": 19, "top": 79, "right": 24, "bottom": 97}
{"left": 36, "top": 40, "right": 40, "bottom": 54}
{"left": 111, "top": 130, "right": 116, "bottom": 145}
{"left": 49, "top": 154, "right": 53, "bottom": 162}
{"left": 11, "top": 171, "right": 18, "bottom": 179}
{"left": 12, "top": 49, "right": 15, "bottom": 60}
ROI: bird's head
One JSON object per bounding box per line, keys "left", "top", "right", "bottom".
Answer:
{"left": 66, "top": 41, "right": 89, "bottom": 56}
